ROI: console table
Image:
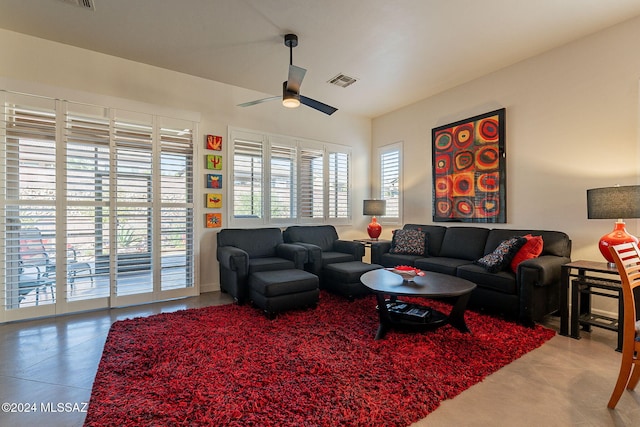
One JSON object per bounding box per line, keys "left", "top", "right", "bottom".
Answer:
{"left": 560, "top": 260, "right": 623, "bottom": 351}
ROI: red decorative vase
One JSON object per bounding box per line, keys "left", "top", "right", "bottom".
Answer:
{"left": 367, "top": 216, "right": 382, "bottom": 240}
{"left": 598, "top": 221, "right": 639, "bottom": 264}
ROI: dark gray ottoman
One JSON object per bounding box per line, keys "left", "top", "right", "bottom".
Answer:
{"left": 322, "top": 261, "right": 383, "bottom": 300}
{"left": 249, "top": 269, "right": 319, "bottom": 318}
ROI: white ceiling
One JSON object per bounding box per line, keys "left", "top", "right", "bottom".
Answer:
{"left": 1, "top": 0, "right": 640, "bottom": 118}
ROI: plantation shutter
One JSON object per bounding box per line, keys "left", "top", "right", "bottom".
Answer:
{"left": 232, "top": 132, "right": 263, "bottom": 220}
{"left": 112, "top": 112, "right": 154, "bottom": 296}
{"left": 1, "top": 93, "right": 57, "bottom": 309}
{"left": 228, "top": 127, "right": 352, "bottom": 227}
{"left": 159, "top": 119, "right": 194, "bottom": 291}
{"left": 270, "top": 142, "right": 296, "bottom": 220}
{"left": 65, "top": 102, "right": 111, "bottom": 301}
{"left": 1, "top": 90, "right": 198, "bottom": 322}
{"left": 380, "top": 146, "right": 400, "bottom": 221}
{"left": 299, "top": 147, "right": 324, "bottom": 221}
{"left": 327, "top": 149, "right": 350, "bottom": 221}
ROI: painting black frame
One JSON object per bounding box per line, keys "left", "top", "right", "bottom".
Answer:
{"left": 432, "top": 108, "right": 506, "bottom": 223}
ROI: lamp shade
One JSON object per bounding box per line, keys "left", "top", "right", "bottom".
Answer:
{"left": 363, "top": 199, "right": 386, "bottom": 216}
{"left": 363, "top": 200, "right": 386, "bottom": 240}
{"left": 587, "top": 185, "right": 640, "bottom": 264}
{"left": 587, "top": 186, "right": 640, "bottom": 219}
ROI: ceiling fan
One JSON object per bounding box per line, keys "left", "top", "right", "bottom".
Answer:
{"left": 238, "top": 34, "right": 338, "bottom": 116}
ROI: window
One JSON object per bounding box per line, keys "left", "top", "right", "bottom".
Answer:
{"left": 270, "top": 140, "right": 297, "bottom": 220}
{"left": 299, "top": 147, "right": 324, "bottom": 220}
{"left": 230, "top": 128, "right": 351, "bottom": 226}
{"left": 1, "top": 91, "right": 196, "bottom": 321}
{"left": 232, "top": 131, "right": 263, "bottom": 220}
{"left": 328, "top": 151, "right": 349, "bottom": 220}
{"left": 379, "top": 143, "right": 402, "bottom": 222}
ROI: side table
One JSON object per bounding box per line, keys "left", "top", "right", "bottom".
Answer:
{"left": 354, "top": 239, "right": 391, "bottom": 264}
{"left": 353, "top": 238, "right": 391, "bottom": 247}
{"left": 560, "top": 260, "right": 623, "bottom": 351}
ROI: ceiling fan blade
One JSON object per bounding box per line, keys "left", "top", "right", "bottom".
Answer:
{"left": 237, "top": 96, "right": 280, "bottom": 107}
{"left": 286, "top": 65, "right": 306, "bottom": 93}
{"left": 300, "top": 96, "right": 338, "bottom": 115}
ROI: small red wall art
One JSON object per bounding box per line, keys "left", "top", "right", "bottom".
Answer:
{"left": 432, "top": 108, "right": 506, "bottom": 223}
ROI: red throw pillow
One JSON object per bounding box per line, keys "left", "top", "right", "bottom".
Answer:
{"left": 510, "top": 234, "right": 544, "bottom": 273}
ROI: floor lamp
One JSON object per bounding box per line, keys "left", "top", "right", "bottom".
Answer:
{"left": 363, "top": 199, "right": 386, "bottom": 240}
{"left": 587, "top": 185, "right": 640, "bottom": 266}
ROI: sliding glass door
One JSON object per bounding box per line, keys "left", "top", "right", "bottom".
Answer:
{"left": 1, "top": 92, "right": 196, "bottom": 322}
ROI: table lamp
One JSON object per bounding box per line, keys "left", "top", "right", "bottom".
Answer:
{"left": 587, "top": 185, "right": 640, "bottom": 265}
{"left": 363, "top": 199, "right": 386, "bottom": 240}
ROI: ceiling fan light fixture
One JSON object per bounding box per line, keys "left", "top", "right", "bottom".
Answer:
{"left": 282, "top": 95, "right": 300, "bottom": 108}
{"left": 282, "top": 81, "right": 301, "bottom": 108}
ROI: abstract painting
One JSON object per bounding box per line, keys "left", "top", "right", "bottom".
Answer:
{"left": 432, "top": 108, "right": 506, "bottom": 223}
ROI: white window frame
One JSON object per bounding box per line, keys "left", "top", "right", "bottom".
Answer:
{"left": 378, "top": 141, "right": 402, "bottom": 225}
{"left": 229, "top": 127, "right": 352, "bottom": 227}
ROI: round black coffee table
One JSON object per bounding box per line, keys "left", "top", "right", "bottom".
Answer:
{"left": 360, "top": 269, "right": 477, "bottom": 340}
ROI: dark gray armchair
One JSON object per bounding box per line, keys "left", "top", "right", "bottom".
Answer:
{"left": 282, "top": 225, "right": 365, "bottom": 276}
{"left": 216, "top": 228, "right": 308, "bottom": 304}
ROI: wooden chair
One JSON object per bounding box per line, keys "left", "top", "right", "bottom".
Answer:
{"left": 607, "top": 242, "right": 640, "bottom": 409}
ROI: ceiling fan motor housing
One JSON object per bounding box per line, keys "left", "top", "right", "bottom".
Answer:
{"left": 284, "top": 33, "right": 298, "bottom": 48}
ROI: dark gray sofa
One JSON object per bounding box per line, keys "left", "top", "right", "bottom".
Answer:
{"left": 371, "top": 224, "right": 572, "bottom": 326}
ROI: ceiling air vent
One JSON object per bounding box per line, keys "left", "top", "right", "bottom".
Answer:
{"left": 56, "top": 0, "right": 96, "bottom": 11}
{"left": 328, "top": 73, "right": 357, "bottom": 88}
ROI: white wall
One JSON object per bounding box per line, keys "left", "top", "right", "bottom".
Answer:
{"left": 372, "top": 16, "right": 640, "bottom": 314}
{"left": 0, "top": 29, "right": 372, "bottom": 292}
{"left": 373, "top": 16, "right": 640, "bottom": 261}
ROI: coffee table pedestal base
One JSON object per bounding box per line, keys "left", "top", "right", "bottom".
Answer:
{"left": 374, "top": 293, "right": 472, "bottom": 340}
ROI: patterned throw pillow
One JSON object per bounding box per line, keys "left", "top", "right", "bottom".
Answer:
{"left": 389, "top": 229, "right": 427, "bottom": 256}
{"left": 475, "top": 236, "right": 527, "bottom": 273}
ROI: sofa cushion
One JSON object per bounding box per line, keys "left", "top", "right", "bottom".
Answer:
{"left": 249, "top": 257, "right": 295, "bottom": 273}
{"left": 321, "top": 251, "right": 356, "bottom": 266}
{"left": 403, "top": 224, "right": 447, "bottom": 257}
{"left": 438, "top": 227, "right": 490, "bottom": 260}
{"left": 389, "top": 229, "right": 426, "bottom": 255}
{"left": 510, "top": 234, "right": 544, "bottom": 273}
{"left": 457, "top": 264, "right": 518, "bottom": 295}
{"left": 486, "top": 229, "right": 570, "bottom": 258}
{"left": 283, "top": 225, "right": 339, "bottom": 252}
{"left": 379, "top": 253, "right": 424, "bottom": 268}
{"left": 218, "top": 228, "right": 283, "bottom": 258}
{"left": 475, "top": 237, "right": 527, "bottom": 273}
{"left": 414, "top": 257, "right": 473, "bottom": 276}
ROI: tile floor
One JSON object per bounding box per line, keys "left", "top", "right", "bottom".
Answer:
{"left": 0, "top": 293, "right": 638, "bottom": 427}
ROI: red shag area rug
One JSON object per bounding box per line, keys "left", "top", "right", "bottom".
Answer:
{"left": 85, "top": 292, "right": 555, "bottom": 427}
